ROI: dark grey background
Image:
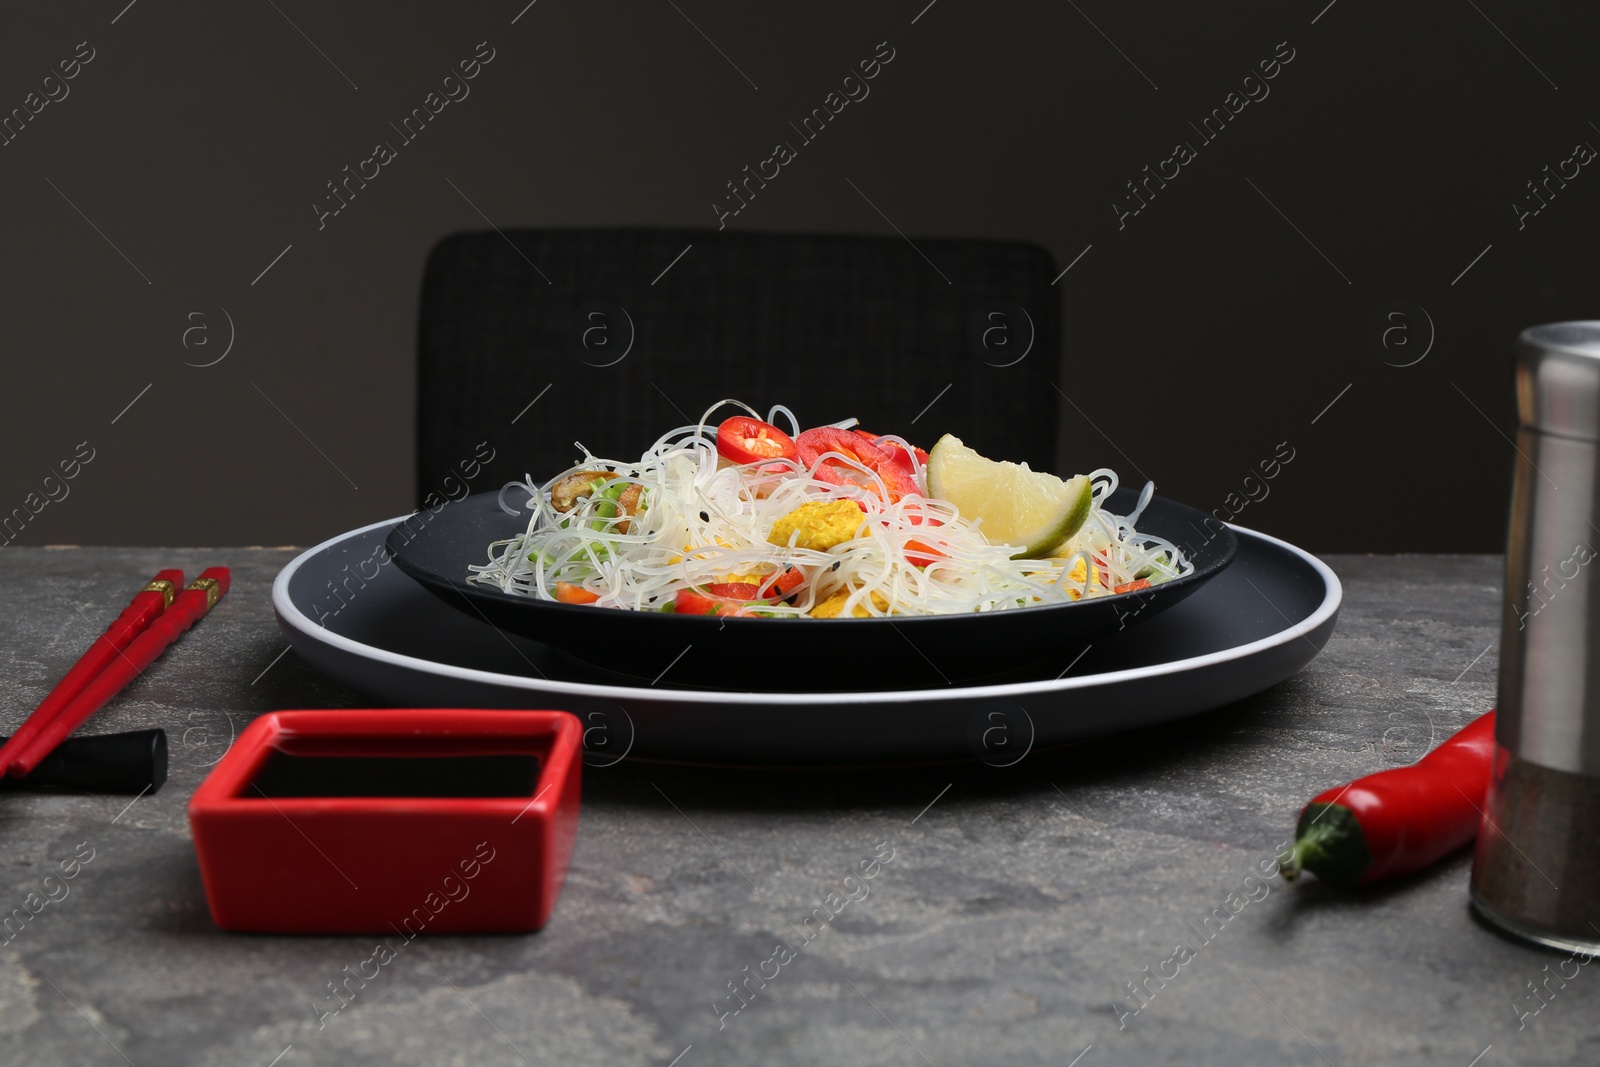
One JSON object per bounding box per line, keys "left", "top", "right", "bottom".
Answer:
{"left": 1, "top": 0, "right": 1594, "bottom": 553}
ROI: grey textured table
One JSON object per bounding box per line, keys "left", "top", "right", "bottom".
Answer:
{"left": 1, "top": 548, "right": 1594, "bottom": 1067}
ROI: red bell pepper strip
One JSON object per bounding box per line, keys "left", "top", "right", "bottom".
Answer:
{"left": 554, "top": 581, "right": 600, "bottom": 604}
{"left": 853, "top": 429, "right": 929, "bottom": 473}
{"left": 796, "top": 427, "right": 919, "bottom": 502}
{"left": 716, "top": 417, "right": 798, "bottom": 465}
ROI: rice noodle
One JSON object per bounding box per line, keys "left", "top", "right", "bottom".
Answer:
{"left": 467, "top": 409, "right": 1194, "bottom": 615}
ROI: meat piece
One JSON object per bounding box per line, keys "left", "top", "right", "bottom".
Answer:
{"left": 550, "top": 470, "right": 617, "bottom": 512}
{"left": 616, "top": 482, "right": 644, "bottom": 533}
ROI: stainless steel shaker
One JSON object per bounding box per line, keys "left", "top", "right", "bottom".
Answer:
{"left": 1471, "top": 321, "right": 1600, "bottom": 952}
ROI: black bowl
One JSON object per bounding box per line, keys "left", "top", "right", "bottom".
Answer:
{"left": 386, "top": 489, "right": 1237, "bottom": 691}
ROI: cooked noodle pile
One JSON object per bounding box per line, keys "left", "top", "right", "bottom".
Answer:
{"left": 467, "top": 401, "right": 1192, "bottom": 616}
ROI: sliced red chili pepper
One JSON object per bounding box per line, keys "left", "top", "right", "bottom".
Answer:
{"left": 1285, "top": 711, "right": 1496, "bottom": 887}
{"left": 554, "top": 581, "right": 600, "bottom": 604}
{"left": 797, "top": 427, "right": 919, "bottom": 501}
{"left": 717, "top": 417, "right": 798, "bottom": 465}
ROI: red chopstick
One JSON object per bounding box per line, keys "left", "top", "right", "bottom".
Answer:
{"left": 6, "top": 568, "right": 230, "bottom": 779}
{"left": 0, "top": 569, "right": 183, "bottom": 777}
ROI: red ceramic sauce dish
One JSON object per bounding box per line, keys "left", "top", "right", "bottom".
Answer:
{"left": 188, "top": 709, "right": 581, "bottom": 935}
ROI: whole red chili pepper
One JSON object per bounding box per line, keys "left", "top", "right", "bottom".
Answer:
{"left": 1283, "top": 710, "right": 1497, "bottom": 887}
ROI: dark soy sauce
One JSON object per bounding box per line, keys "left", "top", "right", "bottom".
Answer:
{"left": 249, "top": 751, "right": 543, "bottom": 798}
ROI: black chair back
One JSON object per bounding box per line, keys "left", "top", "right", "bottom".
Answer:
{"left": 416, "top": 227, "right": 1059, "bottom": 501}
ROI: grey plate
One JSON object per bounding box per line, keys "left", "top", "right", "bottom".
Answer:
{"left": 273, "top": 515, "right": 1340, "bottom": 765}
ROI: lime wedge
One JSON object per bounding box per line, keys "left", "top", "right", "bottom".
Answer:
{"left": 926, "top": 435, "right": 1093, "bottom": 558}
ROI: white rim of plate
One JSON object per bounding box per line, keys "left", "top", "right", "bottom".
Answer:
{"left": 273, "top": 514, "right": 1342, "bottom": 705}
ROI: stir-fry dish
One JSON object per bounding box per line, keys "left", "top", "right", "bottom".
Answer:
{"left": 468, "top": 401, "right": 1192, "bottom": 618}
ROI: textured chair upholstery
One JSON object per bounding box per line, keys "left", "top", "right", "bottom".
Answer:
{"left": 416, "top": 227, "right": 1059, "bottom": 501}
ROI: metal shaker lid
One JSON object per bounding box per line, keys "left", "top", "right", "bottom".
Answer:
{"left": 1517, "top": 322, "right": 1600, "bottom": 440}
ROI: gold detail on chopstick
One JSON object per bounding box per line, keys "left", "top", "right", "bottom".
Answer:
{"left": 187, "top": 576, "right": 221, "bottom": 609}
{"left": 143, "top": 579, "right": 177, "bottom": 607}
